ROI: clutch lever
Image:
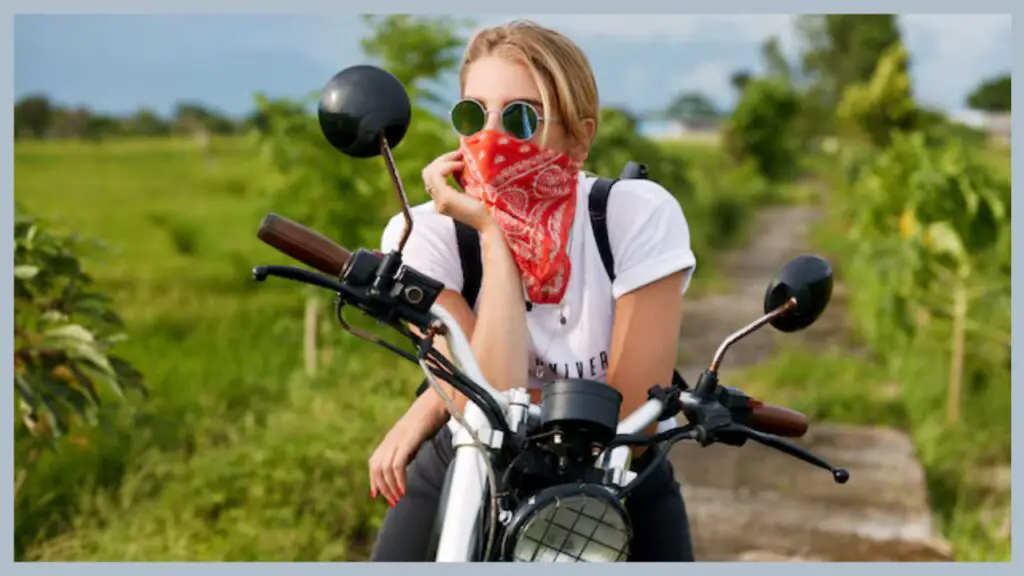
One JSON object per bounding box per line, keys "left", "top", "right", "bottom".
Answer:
{"left": 253, "top": 265, "right": 347, "bottom": 293}
{"left": 728, "top": 423, "right": 850, "bottom": 484}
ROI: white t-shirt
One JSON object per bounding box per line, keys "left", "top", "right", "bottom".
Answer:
{"left": 380, "top": 172, "right": 697, "bottom": 431}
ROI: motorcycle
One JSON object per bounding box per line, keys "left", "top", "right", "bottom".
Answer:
{"left": 251, "top": 64, "right": 850, "bottom": 563}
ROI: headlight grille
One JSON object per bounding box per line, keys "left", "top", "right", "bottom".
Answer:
{"left": 511, "top": 493, "right": 630, "bottom": 562}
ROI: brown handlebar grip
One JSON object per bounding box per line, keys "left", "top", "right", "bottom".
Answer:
{"left": 746, "top": 401, "right": 809, "bottom": 438}
{"left": 257, "top": 213, "right": 352, "bottom": 277}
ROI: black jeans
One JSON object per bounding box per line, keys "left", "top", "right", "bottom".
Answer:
{"left": 370, "top": 426, "right": 695, "bottom": 562}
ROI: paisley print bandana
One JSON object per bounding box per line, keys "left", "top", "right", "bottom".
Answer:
{"left": 458, "top": 130, "right": 581, "bottom": 304}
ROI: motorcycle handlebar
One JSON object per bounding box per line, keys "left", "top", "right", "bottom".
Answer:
{"left": 257, "top": 213, "right": 352, "bottom": 277}
{"left": 252, "top": 214, "right": 811, "bottom": 440}
{"left": 746, "top": 401, "right": 809, "bottom": 438}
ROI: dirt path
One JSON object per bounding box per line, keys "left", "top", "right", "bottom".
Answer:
{"left": 676, "top": 203, "right": 848, "bottom": 377}
{"left": 669, "top": 202, "right": 953, "bottom": 562}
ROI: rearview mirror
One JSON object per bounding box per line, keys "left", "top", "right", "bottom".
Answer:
{"left": 763, "top": 254, "right": 833, "bottom": 333}
{"left": 318, "top": 65, "right": 412, "bottom": 159}
{"left": 317, "top": 64, "right": 416, "bottom": 251}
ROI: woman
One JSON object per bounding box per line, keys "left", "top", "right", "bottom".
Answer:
{"left": 369, "top": 19, "right": 697, "bottom": 562}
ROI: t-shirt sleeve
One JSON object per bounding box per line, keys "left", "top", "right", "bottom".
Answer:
{"left": 380, "top": 204, "right": 464, "bottom": 294}
{"left": 605, "top": 179, "right": 697, "bottom": 299}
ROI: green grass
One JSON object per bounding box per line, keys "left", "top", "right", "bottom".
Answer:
{"left": 14, "top": 134, "right": 773, "bottom": 560}
{"left": 739, "top": 344, "right": 1010, "bottom": 561}
{"left": 982, "top": 140, "right": 1011, "bottom": 181}
{"left": 14, "top": 136, "right": 424, "bottom": 560}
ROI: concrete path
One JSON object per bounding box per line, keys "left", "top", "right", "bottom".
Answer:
{"left": 670, "top": 202, "right": 953, "bottom": 562}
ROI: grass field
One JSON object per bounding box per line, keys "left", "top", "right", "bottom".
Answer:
{"left": 14, "top": 134, "right": 742, "bottom": 560}
{"left": 15, "top": 136, "right": 425, "bottom": 560}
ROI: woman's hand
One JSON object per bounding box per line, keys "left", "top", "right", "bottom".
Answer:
{"left": 422, "top": 150, "right": 495, "bottom": 232}
{"left": 368, "top": 408, "right": 438, "bottom": 507}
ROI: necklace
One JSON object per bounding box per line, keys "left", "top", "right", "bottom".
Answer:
{"left": 528, "top": 224, "right": 577, "bottom": 381}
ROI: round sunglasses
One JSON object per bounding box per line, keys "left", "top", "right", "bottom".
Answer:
{"left": 449, "top": 98, "right": 553, "bottom": 141}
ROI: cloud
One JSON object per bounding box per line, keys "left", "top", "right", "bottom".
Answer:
{"left": 477, "top": 14, "right": 797, "bottom": 45}
{"left": 900, "top": 14, "right": 1012, "bottom": 108}
{"left": 286, "top": 16, "right": 367, "bottom": 72}
{"left": 623, "top": 67, "right": 651, "bottom": 103}
{"left": 474, "top": 14, "right": 1010, "bottom": 66}
{"left": 666, "top": 61, "right": 734, "bottom": 103}
{"left": 274, "top": 14, "right": 1015, "bottom": 113}
{"left": 466, "top": 14, "right": 1012, "bottom": 110}
{"left": 902, "top": 14, "right": 1011, "bottom": 58}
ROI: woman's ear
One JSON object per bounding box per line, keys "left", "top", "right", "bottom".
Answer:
{"left": 574, "top": 118, "right": 598, "bottom": 162}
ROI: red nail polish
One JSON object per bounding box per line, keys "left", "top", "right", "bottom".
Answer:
{"left": 371, "top": 488, "right": 377, "bottom": 499}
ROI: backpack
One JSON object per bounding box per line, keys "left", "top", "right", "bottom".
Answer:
{"left": 414, "top": 161, "right": 689, "bottom": 399}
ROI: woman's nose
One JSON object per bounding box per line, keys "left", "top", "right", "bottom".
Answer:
{"left": 483, "top": 110, "right": 502, "bottom": 133}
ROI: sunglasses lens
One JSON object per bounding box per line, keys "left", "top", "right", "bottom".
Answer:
{"left": 502, "top": 102, "right": 539, "bottom": 140}
{"left": 451, "top": 100, "right": 486, "bottom": 137}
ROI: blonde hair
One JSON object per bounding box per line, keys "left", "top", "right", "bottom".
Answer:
{"left": 459, "top": 20, "right": 600, "bottom": 146}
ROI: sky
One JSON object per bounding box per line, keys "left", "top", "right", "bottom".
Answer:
{"left": 13, "top": 14, "right": 1013, "bottom": 119}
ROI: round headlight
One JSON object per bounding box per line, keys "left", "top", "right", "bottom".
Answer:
{"left": 502, "top": 484, "right": 631, "bottom": 562}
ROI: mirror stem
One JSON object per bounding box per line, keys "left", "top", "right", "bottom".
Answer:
{"left": 707, "top": 297, "right": 798, "bottom": 373}
{"left": 380, "top": 135, "right": 414, "bottom": 252}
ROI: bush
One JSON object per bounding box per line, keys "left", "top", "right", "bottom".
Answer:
{"left": 13, "top": 208, "right": 147, "bottom": 448}
{"left": 722, "top": 79, "right": 801, "bottom": 182}
{"left": 836, "top": 43, "right": 918, "bottom": 149}
{"left": 13, "top": 208, "right": 149, "bottom": 555}
{"left": 790, "top": 129, "right": 1011, "bottom": 560}
{"left": 245, "top": 94, "right": 456, "bottom": 253}
{"left": 588, "top": 108, "right": 783, "bottom": 283}
{"left": 587, "top": 108, "right": 672, "bottom": 181}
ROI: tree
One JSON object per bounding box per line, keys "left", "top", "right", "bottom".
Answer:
{"left": 172, "top": 101, "right": 237, "bottom": 136}
{"left": 730, "top": 70, "right": 753, "bottom": 93}
{"left": 247, "top": 15, "right": 470, "bottom": 376}
{"left": 243, "top": 99, "right": 307, "bottom": 135}
{"left": 837, "top": 43, "right": 918, "bottom": 149}
{"left": 80, "top": 113, "right": 120, "bottom": 141}
{"left": 249, "top": 14, "right": 474, "bottom": 246}
{"left": 722, "top": 78, "right": 801, "bottom": 182}
{"left": 359, "top": 15, "right": 475, "bottom": 105}
{"left": 761, "top": 37, "right": 793, "bottom": 85}
{"left": 797, "top": 15, "right": 904, "bottom": 113}
{"left": 664, "top": 92, "right": 720, "bottom": 123}
{"left": 587, "top": 107, "right": 661, "bottom": 176}
{"left": 125, "top": 108, "right": 171, "bottom": 136}
{"left": 49, "top": 107, "right": 93, "bottom": 139}
{"left": 966, "top": 74, "right": 1011, "bottom": 112}
{"left": 15, "top": 95, "right": 54, "bottom": 139}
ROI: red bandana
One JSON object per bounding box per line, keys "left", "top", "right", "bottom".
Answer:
{"left": 458, "top": 130, "right": 581, "bottom": 304}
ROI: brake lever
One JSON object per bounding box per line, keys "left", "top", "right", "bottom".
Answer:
{"left": 735, "top": 424, "right": 850, "bottom": 484}
{"left": 253, "top": 264, "right": 347, "bottom": 293}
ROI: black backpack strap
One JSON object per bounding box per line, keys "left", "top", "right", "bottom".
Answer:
{"left": 589, "top": 177, "right": 617, "bottom": 283}
{"left": 454, "top": 220, "right": 483, "bottom": 310}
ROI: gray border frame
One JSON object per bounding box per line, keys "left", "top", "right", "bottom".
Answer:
{"left": 5, "top": 0, "right": 1018, "bottom": 572}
